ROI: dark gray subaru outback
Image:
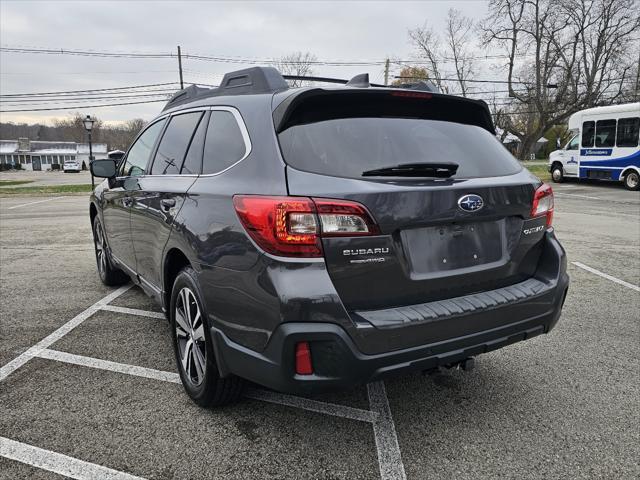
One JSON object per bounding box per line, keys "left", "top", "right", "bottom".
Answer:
{"left": 89, "top": 67, "right": 569, "bottom": 407}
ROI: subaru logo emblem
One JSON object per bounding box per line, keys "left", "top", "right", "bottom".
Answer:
{"left": 458, "top": 194, "right": 484, "bottom": 212}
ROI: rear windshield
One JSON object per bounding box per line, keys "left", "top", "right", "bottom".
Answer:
{"left": 278, "top": 117, "right": 522, "bottom": 179}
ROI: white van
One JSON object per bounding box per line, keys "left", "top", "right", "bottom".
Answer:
{"left": 548, "top": 102, "right": 640, "bottom": 190}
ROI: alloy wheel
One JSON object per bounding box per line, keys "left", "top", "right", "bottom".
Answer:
{"left": 627, "top": 172, "right": 639, "bottom": 189}
{"left": 175, "top": 287, "right": 207, "bottom": 386}
{"left": 94, "top": 221, "right": 107, "bottom": 276}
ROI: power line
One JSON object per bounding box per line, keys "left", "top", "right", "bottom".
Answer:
{"left": 0, "top": 82, "right": 179, "bottom": 98}
{"left": 0, "top": 98, "right": 167, "bottom": 113}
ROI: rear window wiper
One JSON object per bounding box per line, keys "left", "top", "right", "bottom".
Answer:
{"left": 362, "top": 162, "right": 459, "bottom": 178}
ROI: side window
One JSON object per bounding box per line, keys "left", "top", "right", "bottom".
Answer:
{"left": 120, "top": 119, "right": 165, "bottom": 177}
{"left": 616, "top": 117, "right": 639, "bottom": 147}
{"left": 567, "top": 135, "right": 579, "bottom": 150}
{"left": 151, "top": 112, "right": 203, "bottom": 175}
{"left": 181, "top": 111, "right": 209, "bottom": 175}
{"left": 202, "top": 110, "right": 248, "bottom": 174}
{"left": 595, "top": 119, "right": 616, "bottom": 148}
{"left": 581, "top": 121, "right": 595, "bottom": 147}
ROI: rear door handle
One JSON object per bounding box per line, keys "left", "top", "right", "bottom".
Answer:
{"left": 161, "top": 198, "right": 176, "bottom": 211}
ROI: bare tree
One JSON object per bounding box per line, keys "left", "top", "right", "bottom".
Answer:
{"left": 445, "top": 9, "right": 476, "bottom": 96}
{"left": 408, "top": 9, "right": 477, "bottom": 95}
{"left": 273, "top": 52, "right": 318, "bottom": 87}
{"left": 482, "top": 0, "right": 640, "bottom": 160}
{"left": 408, "top": 24, "right": 446, "bottom": 92}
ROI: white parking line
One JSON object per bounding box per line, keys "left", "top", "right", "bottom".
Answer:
{"left": 0, "top": 436, "right": 145, "bottom": 480}
{"left": 554, "top": 192, "right": 602, "bottom": 200}
{"left": 100, "top": 304, "right": 166, "bottom": 319}
{"left": 5, "top": 196, "right": 66, "bottom": 210}
{"left": 572, "top": 262, "right": 640, "bottom": 292}
{"left": 367, "top": 382, "right": 407, "bottom": 480}
{"left": 245, "top": 388, "right": 377, "bottom": 423}
{"left": 0, "top": 284, "right": 132, "bottom": 382}
{"left": 34, "top": 348, "right": 182, "bottom": 384}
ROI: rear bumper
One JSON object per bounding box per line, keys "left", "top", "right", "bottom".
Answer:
{"left": 210, "top": 230, "right": 568, "bottom": 394}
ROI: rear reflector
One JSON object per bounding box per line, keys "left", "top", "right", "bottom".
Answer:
{"left": 233, "top": 195, "right": 379, "bottom": 257}
{"left": 295, "top": 341, "right": 313, "bottom": 375}
{"left": 531, "top": 183, "right": 554, "bottom": 228}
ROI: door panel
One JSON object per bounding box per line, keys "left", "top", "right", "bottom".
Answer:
{"left": 130, "top": 176, "right": 197, "bottom": 288}
{"left": 102, "top": 177, "right": 140, "bottom": 269}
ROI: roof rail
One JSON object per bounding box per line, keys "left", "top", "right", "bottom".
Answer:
{"left": 282, "top": 73, "right": 386, "bottom": 88}
{"left": 162, "top": 66, "right": 289, "bottom": 111}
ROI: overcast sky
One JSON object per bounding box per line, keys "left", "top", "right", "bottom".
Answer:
{"left": 0, "top": 0, "right": 489, "bottom": 126}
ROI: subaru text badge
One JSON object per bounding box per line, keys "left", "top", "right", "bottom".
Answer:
{"left": 458, "top": 194, "right": 484, "bottom": 212}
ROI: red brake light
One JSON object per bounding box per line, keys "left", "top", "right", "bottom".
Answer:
{"left": 390, "top": 91, "right": 433, "bottom": 99}
{"left": 295, "top": 341, "right": 313, "bottom": 375}
{"left": 233, "top": 195, "right": 379, "bottom": 257}
{"left": 531, "top": 183, "right": 554, "bottom": 228}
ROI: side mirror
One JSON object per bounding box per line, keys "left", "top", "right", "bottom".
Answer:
{"left": 90, "top": 159, "right": 117, "bottom": 178}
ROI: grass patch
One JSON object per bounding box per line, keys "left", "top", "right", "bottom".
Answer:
{"left": 0, "top": 184, "right": 93, "bottom": 195}
{"left": 522, "top": 163, "right": 551, "bottom": 182}
{"left": 0, "top": 179, "right": 34, "bottom": 186}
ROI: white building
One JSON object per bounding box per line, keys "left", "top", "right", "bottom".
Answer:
{"left": 0, "top": 138, "right": 108, "bottom": 171}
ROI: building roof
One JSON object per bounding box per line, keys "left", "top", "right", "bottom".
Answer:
{"left": 0, "top": 139, "right": 107, "bottom": 154}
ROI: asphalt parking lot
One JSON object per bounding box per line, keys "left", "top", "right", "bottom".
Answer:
{"left": 0, "top": 181, "right": 638, "bottom": 480}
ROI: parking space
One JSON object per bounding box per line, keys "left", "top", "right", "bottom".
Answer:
{"left": 1, "top": 184, "right": 638, "bottom": 479}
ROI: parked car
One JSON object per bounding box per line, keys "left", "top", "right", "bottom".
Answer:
{"left": 89, "top": 67, "right": 569, "bottom": 407}
{"left": 63, "top": 158, "right": 81, "bottom": 173}
{"left": 548, "top": 102, "right": 640, "bottom": 190}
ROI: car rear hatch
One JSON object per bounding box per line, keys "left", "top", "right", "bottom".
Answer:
{"left": 274, "top": 89, "right": 548, "bottom": 312}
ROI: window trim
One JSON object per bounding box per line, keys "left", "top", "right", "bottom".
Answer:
{"left": 148, "top": 110, "right": 205, "bottom": 176}
{"left": 131, "top": 106, "right": 252, "bottom": 178}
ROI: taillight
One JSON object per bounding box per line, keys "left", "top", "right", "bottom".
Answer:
{"left": 531, "top": 183, "right": 554, "bottom": 228}
{"left": 233, "top": 195, "right": 379, "bottom": 257}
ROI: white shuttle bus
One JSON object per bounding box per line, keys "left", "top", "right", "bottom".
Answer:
{"left": 548, "top": 102, "right": 640, "bottom": 190}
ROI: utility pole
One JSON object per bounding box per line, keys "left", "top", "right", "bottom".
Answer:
{"left": 384, "top": 58, "right": 390, "bottom": 86}
{"left": 177, "top": 46, "right": 184, "bottom": 90}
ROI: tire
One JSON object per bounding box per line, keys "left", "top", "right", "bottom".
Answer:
{"left": 551, "top": 164, "right": 564, "bottom": 183}
{"left": 623, "top": 171, "right": 640, "bottom": 191}
{"left": 92, "top": 216, "right": 129, "bottom": 286}
{"left": 170, "top": 266, "right": 244, "bottom": 407}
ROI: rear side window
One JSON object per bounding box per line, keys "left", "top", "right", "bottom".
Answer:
{"left": 582, "top": 121, "right": 595, "bottom": 147}
{"left": 278, "top": 117, "right": 521, "bottom": 179}
{"left": 595, "top": 119, "right": 616, "bottom": 148}
{"left": 616, "top": 117, "right": 639, "bottom": 147}
{"left": 202, "top": 110, "right": 247, "bottom": 174}
{"left": 181, "top": 111, "right": 209, "bottom": 175}
{"left": 120, "top": 119, "right": 165, "bottom": 177}
{"left": 151, "top": 112, "right": 203, "bottom": 175}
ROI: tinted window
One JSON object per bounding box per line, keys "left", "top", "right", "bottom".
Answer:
{"left": 202, "top": 110, "right": 247, "bottom": 174}
{"left": 567, "top": 135, "right": 579, "bottom": 150}
{"left": 120, "top": 120, "right": 165, "bottom": 177}
{"left": 616, "top": 117, "right": 639, "bottom": 147}
{"left": 595, "top": 119, "right": 616, "bottom": 148}
{"left": 582, "top": 121, "right": 595, "bottom": 147}
{"left": 181, "top": 112, "right": 209, "bottom": 175}
{"left": 151, "top": 112, "right": 203, "bottom": 175}
{"left": 278, "top": 117, "right": 522, "bottom": 179}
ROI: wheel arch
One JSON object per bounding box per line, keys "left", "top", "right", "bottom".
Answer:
{"left": 163, "top": 247, "right": 192, "bottom": 312}
{"left": 620, "top": 166, "right": 640, "bottom": 180}
{"left": 89, "top": 201, "right": 98, "bottom": 226}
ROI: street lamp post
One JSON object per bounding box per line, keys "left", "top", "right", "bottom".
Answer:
{"left": 83, "top": 115, "right": 95, "bottom": 188}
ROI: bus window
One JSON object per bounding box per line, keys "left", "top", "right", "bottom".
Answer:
{"left": 567, "top": 135, "right": 579, "bottom": 150}
{"left": 595, "top": 119, "right": 616, "bottom": 147}
{"left": 582, "top": 121, "right": 595, "bottom": 147}
{"left": 616, "top": 117, "right": 639, "bottom": 147}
